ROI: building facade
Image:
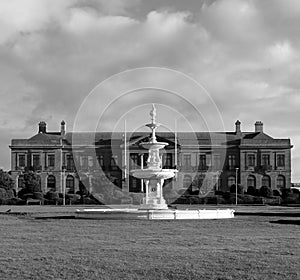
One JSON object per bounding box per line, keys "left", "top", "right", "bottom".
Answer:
{"left": 10, "top": 120, "right": 293, "bottom": 195}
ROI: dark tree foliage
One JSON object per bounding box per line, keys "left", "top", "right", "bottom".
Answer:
{"left": 259, "top": 186, "right": 273, "bottom": 198}
{"left": 229, "top": 184, "right": 244, "bottom": 194}
{"left": 18, "top": 171, "right": 41, "bottom": 199}
{"left": 0, "top": 169, "right": 15, "bottom": 191}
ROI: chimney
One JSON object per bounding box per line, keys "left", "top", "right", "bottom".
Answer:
{"left": 38, "top": 121, "right": 47, "bottom": 134}
{"left": 255, "top": 121, "right": 263, "bottom": 133}
{"left": 61, "top": 120, "right": 66, "bottom": 137}
{"left": 235, "top": 120, "right": 241, "bottom": 134}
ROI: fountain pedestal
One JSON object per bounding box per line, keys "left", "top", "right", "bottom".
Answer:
{"left": 140, "top": 179, "right": 168, "bottom": 210}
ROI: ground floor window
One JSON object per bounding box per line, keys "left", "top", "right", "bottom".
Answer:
{"left": 247, "top": 175, "right": 256, "bottom": 188}
{"left": 227, "top": 176, "right": 235, "bottom": 188}
{"left": 47, "top": 175, "right": 56, "bottom": 191}
{"left": 66, "top": 175, "right": 75, "bottom": 194}
{"left": 262, "top": 175, "right": 271, "bottom": 188}
{"left": 276, "top": 175, "right": 285, "bottom": 188}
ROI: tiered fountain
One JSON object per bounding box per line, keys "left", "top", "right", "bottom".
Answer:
{"left": 76, "top": 105, "right": 234, "bottom": 220}
{"left": 131, "top": 104, "right": 177, "bottom": 210}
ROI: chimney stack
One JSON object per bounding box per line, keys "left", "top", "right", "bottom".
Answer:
{"left": 255, "top": 121, "right": 263, "bottom": 133}
{"left": 61, "top": 120, "right": 66, "bottom": 137}
{"left": 235, "top": 120, "right": 241, "bottom": 134}
{"left": 38, "top": 121, "right": 47, "bottom": 133}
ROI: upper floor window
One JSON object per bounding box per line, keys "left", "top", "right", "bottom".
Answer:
{"left": 88, "top": 156, "right": 94, "bottom": 167}
{"left": 130, "top": 154, "right": 139, "bottom": 169}
{"left": 18, "top": 154, "right": 26, "bottom": 167}
{"left": 110, "top": 155, "right": 118, "bottom": 169}
{"left": 97, "top": 155, "right": 104, "bottom": 168}
{"left": 48, "top": 154, "right": 55, "bottom": 167}
{"left": 277, "top": 154, "right": 285, "bottom": 167}
{"left": 199, "top": 154, "right": 206, "bottom": 169}
{"left": 247, "top": 154, "right": 255, "bottom": 167}
{"left": 66, "top": 154, "right": 75, "bottom": 170}
{"left": 164, "top": 153, "right": 172, "bottom": 168}
{"left": 213, "top": 154, "right": 221, "bottom": 169}
{"left": 183, "top": 154, "right": 191, "bottom": 167}
{"left": 32, "top": 154, "right": 40, "bottom": 169}
{"left": 261, "top": 154, "right": 270, "bottom": 166}
{"left": 81, "top": 156, "right": 88, "bottom": 170}
{"left": 228, "top": 155, "right": 236, "bottom": 169}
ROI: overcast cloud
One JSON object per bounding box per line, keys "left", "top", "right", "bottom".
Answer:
{"left": 0, "top": 0, "right": 299, "bottom": 181}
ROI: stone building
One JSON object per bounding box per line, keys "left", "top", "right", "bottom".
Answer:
{"left": 9, "top": 120, "right": 293, "bottom": 195}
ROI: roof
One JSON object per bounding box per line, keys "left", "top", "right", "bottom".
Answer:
{"left": 10, "top": 130, "right": 292, "bottom": 149}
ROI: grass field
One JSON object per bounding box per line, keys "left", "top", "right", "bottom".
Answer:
{"left": 0, "top": 211, "right": 299, "bottom": 280}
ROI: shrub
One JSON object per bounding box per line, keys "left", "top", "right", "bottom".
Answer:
{"left": 230, "top": 184, "right": 244, "bottom": 194}
{"left": 273, "top": 190, "right": 281, "bottom": 197}
{"left": 259, "top": 186, "right": 272, "bottom": 198}
{"left": 0, "top": 188, "right": 8, "bottom": 200}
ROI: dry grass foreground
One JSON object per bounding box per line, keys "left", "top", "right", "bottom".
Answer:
{"left": 0, "top": 214, "right": 299, "bottom": 280}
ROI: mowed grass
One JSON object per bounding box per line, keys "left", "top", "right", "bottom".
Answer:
{"left": 0, "top": 215, "right": 299, "bottom": 280}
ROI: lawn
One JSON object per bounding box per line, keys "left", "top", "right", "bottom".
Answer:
{"left": 0, "top": 214, "right": 299, "bottom": 280}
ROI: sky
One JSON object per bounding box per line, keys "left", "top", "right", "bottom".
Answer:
{"left": 0, "top": 0, "right": 299, "bottom": 181}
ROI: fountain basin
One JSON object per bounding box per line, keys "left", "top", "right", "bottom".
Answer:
{"left": 131, "top": 168, "right": 177, "bottom": 180}
{"left": 75, "top": 208, "right": 235, "bottom": 220}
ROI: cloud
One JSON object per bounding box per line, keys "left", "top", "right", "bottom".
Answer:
{"left": 0, "top": 0, "right": 300, "bottom": 181}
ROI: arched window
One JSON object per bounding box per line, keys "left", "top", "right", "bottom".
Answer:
{"left": 247, "top": 175, "right": 256, "bottom": 188}
{"left": 276, "top": 175, "right": 285, "bottom": 189}
{"left": 47, "top": 175, "right": 56, "bottom": 191}
{"left": 66, "top": 175, "right": 75, "bottom": 194}
{"left": 183, "top": 175, "right": 192, "bottom": 188}
{"left": 262, "top": 175, "right": 271, "bottom": 188}
{"left": 227, "top": 176, "right": 235, "bottom": 188}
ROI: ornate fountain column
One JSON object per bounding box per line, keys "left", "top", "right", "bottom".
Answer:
{"left": 131, "top": 104, "right": 178, "bottom": 210}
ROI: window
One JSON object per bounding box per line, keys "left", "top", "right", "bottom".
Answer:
{"left": 276, "top": 175, "right": 285, "bottom": 188}
{"left": 66, "top": 154, "right": 75, "bottom": 171}
{"left": 48, "top": 154, "right": 55, "bottom": 167}
{"left": 262, "top": 175, "right": 271, "bottom": 188}
{"left": 183, "top": 175, "right": 192, "bottom": 188}
{"left": 247, "top": 154, "right": 255, "bottom": 167}
{"left": 228, "top": 155, "right": 236, "bottom": 169}
{"left": 262, "top": 154, "right": 270, "bottom": 166}
{"left": 32, "top": 154, "right": 40, "bottom": 170}
{"left": 183, "top": 154, "right": 191, "bottom": 167}
{"left": 199, "top": 154, "right": 206, "bottom": 170}
{"left": 130, "top": 154, "right": 139, "bottom": 169}
{"left": 88, "top": 156, "right": 94, "bottom": 167}
{"left": 277, "top": 154, "right": 285, "bottom": 167}
{"left": 47, "top": 175, "right": 56, "bottom": 191}
{"left": 247, "top": 175, "right": 256, "bottom": 188}
{"left": 110, "top": 155, "right": 118, "bottom": 169}
{"left": 213, "top": 154, "right": 221, "bottom": 169}
{"left": 66, "top": 175, "right": 75, "bottom": 194}
{"left": 81, "top": 156, "right": 88, "bottom": 170}
{"left": 97, "top": 155, "right": 105, "bottom": 168}
{"left": 18, "top": 154, "right": 26, "bottom": 167}
{"left": 164, "top": 154, "right": 172, "bottom": 168}
{"left": 228, "top": 176, "right": 235, "bottom": 187}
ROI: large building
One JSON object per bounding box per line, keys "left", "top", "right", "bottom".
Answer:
{"left": 10, "top": 120, "right": 293, "bottom": 195}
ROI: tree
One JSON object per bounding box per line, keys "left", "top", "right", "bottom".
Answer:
{"left": 18, "top": 171, "right": 41, "bottom": 199}
{"left": 0, "top": 169, "right": 14, "bottom": 191}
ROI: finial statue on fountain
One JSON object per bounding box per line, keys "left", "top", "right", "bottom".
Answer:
{"left": 150, "top": 104, "right": 156, "bottom": 124}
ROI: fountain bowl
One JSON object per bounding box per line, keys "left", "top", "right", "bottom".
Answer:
{"left": 131, "top": 168, "right": 177, "bottom": 180}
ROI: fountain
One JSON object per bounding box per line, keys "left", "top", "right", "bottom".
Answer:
{"left": 131, "top": 104, "right": 177, "bottom": 210}
{"left": 75, "top": 105, "right": 235, "bottom": 220}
